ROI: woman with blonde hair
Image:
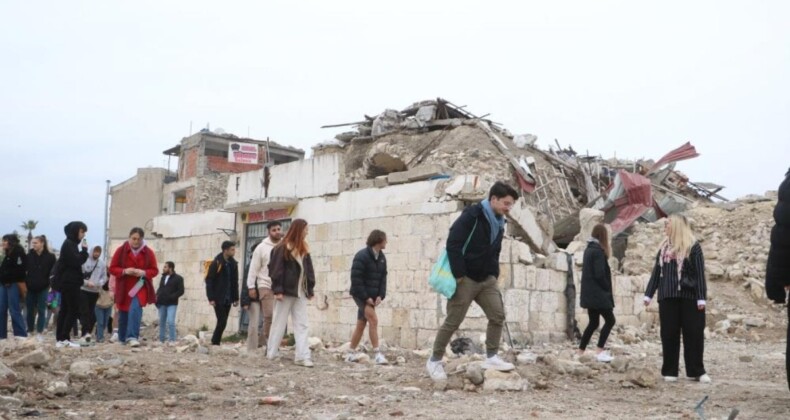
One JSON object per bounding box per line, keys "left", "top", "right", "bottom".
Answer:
{"left": 578, "top": 224, "right": 615, "bottom": 362}
{"left": 266, "top": 219, "right": 316, "bottom": 367}
{"left": 644, "top": 214, "right": 709, "bottom": 383}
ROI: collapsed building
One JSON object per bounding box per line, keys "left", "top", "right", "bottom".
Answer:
{"left": 109, "top": 98, "right": 728, "bottom": 348}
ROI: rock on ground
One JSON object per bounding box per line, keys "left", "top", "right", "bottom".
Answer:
{"left": 483, "top": 370, "right": 528, "bottom": 392}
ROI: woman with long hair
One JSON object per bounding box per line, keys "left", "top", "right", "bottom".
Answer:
{"left": 0, "top": 233, "right": 28, "bottom": 339}
{"left": 108, "top": 227, "right": 159, "bottom": 347}
{"left": 25, "top": 235, "right": 56, "bottom": 339}
{"left": 266, "top": 219, "right": 316, "bottom": 367}
{"left": 577, "top": 224, "right": 615, "bottom": 362}
{"left": 644, "top": 214, "right": 710, "bottom": 383}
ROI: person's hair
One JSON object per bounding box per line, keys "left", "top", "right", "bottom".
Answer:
{"left": 489, "top": 181, "right": 520, "bottom": 201}
{"left": 221, "top": 241, "right": 235, "bottom": 251}
{"left": 92, "top": 245, "right": 102, "bottom": 253}
{"left": 129, "top": 227, "right": 145, "bottom": 238}
{"left": 664, "top": 214, "right": 696, "bottom": 258}
{"left": 2, "top": 234, "right": 20, "bottom": 247}
{"left": 267, "top": 221, "right": 282, "bottom": 231}
{"left": 280, "top": 218, "right": 309, "bottom": 259}
{"left": 33, "top": 235, "right": 51, "bottom": 255}
{"left": 591, "top": 224, "right": 611, "bottom": 259}
{"left": 366, "top": 230, "right": 387, "bottom": 247}
{"left": 165, "top": 261, "right": 175, "bottom": 271}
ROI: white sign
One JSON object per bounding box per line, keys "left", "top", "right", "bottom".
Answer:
{"left": 228, "top": 142, "right": 259, "bottom": 164}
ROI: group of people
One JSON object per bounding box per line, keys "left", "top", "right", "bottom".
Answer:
{"left": 2, "top": 171, "right": 787, "bottom": 388}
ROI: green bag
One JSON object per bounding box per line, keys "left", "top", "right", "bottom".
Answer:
{"left": 429, "top": 220, "right": 477, "bottom": 299}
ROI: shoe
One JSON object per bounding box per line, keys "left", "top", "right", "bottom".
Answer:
{"left": 374, "top": 352, "right": 389, "bottom": 365}
{"left": 127, "top": 338, "right": 141, "bottom": 348}
{"left": 55, "top": 340, "right": 66, "bottom": 349}
{"left": 110, "top": 332, "right": 119, "bottom": 343}
{"left": 697, "top": 374, "right": 712, "bottom": 384}
{"left": 426, "top": 358, "right": 447, "bottom": 381}
{"left": 344, "top": 352, "right": 359, "bottom": 363}
{"left": 35, "top": 334, "right": 44, "bottom": 343}
{"left": 295, "top": 359, "right": 314, "bottom": 368}
{"left": 663, "top": 376, "right": 678, "bottom": 382}
{"left": 481, "top": 355, "right": 515, "bottom": 372}
{"left": 56, "top": 340, "right": 80, "bottom": 349}
{"left": 596, "top": 351, "right": 614, "bottom": 363}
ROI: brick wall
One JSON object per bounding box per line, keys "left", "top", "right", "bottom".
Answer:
{"left": 181, "top": 147, "right": 199, "bottom": 180}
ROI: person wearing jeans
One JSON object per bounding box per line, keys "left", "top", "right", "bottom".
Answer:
{"left": 427, "top": 182, "right": 520, "bottom": 381}
{"left": 266, "top": 219, "right": 316, "bottom": 367}
{"left": 578, "top": 224, "right": 616, "bottom": 362}
{"left": 109, "top": 227, "right": 159, "bottom": 348}
{"left": 205, "top": 242, "right": 239, "bottom": 346}
{"left": 0, "top": 234, "right": 28, "bottom": 339}
{"left": 79, "top": 246, "right": 106, "bottom": 343}
{"left": 25, "top": 235, "right": 56, "bottom": 337}
{"left": 155, "top": 261, "right": 184, "bottom": 343}
{"left": 94, "top": 283, "right": 113, "bottom": 342}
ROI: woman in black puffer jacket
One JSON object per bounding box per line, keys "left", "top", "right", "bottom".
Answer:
{"left": 578, "top": 224, "right": 616, "bottom": 363}
{"left": 766, "top": 168, "right": 790, "bottom": 390}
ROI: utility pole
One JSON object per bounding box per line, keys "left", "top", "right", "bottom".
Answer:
{"left": 104, "top": 180, "right": 111, "bottom": 262}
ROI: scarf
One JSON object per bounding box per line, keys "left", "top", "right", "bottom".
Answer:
{"left": 659, "top": 240, "right": 684, "bottom": 281}
{"left": 130, "top": 240, "right": 146, "bottom": 257}
{"left": 481, "top": 199, "right": 505, "bottom": 245}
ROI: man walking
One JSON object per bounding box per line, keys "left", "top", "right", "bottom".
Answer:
{"left": 245, "top": 221, "right": 283, "bottom": 351}
{"left": 426, "top": 181, "right": 520, "bottom": 381}
{"left": 205, "top": 241, "right": 239, "bottom": 346}
{"left": 156, "top": 261, "right": 184, "bottom": 344}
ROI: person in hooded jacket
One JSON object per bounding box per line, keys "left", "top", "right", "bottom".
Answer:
{"left": 765, "top": 167, "right": 790, "bottom": 390}
{"left": 577, "top": 224, "right": 616, "bottom": 363}
{"left": 55, "top": 222, "right": 89, "bottom": 347}
{"left": 108, "top": 227, "right": 159, "bottom": 347}
{"left": 1, "top": 233, "right": 28, "bottom": 339}
{"left": 25, "top": 235, "right": 56, "bottom": 338}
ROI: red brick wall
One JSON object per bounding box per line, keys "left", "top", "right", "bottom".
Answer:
{"left": 181, "top": 148, "right": 199, "bottom": 180}
{"left": 206, "top": 155, "right": 263, "bottom": 173}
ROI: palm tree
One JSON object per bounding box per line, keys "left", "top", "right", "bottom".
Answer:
{"left": 19, "top": 220, "right": 38, "bottom": 251}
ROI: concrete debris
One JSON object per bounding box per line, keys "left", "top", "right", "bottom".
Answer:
{"left": 483, "top": 369, "right": 528, "bottom": 392}
{"left": 626, "top": 368, "right": 658, "bottom": 388}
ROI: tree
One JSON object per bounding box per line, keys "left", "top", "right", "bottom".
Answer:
{"left": 19, "top": 220, "right": 38, "bottom": 251}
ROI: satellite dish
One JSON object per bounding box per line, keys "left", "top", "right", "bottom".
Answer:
{"left": 215, "top": 127, "right": 226, "bottom": 135}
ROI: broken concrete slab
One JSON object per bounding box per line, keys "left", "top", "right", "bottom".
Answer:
{"left": 575, "top": 208, "right": 604, "bottom": 242}
{"left": 507, "top": 203, "right": 547, "bottom": 254}
{"left": 387, "top": 164, "right": 448, "bottom": 185}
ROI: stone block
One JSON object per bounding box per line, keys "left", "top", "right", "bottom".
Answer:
{"left": 546, "top": 252, "right": 569, "bottom": 272}
{"left": 499, "top": 239, "right": 513, "bottom": 263}
{"left": 550, "top": 270, "right": 568, "bottom": 292}
{"left": 576, "top": 208, "right": 604, "bottom": 242}
{"left": 409, "top": 310, "right": 439, "bottom": 330}
{"left": 376, "top": 307, "right": 393, "bottom": 327}
{"left": 326, "top": 240, "right": 343, "bottom": 257}
{"left": 536, "top": 269, "right": 551, "bottom": 291}
{"left": 525, "top": 265, "right": 538, "bottom": 290}
{"left": 400, "top": 328, "right": 417, "bottom": 349}
{"left": 514, "top": 240, "right": 534, "bottom": 265}
{"left": 374, "top": 176, "right": 389, "bottom": 188}
{"left": 416, "top": 329, "right": 439, "bottom": 348}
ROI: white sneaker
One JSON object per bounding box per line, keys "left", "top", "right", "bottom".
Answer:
{"left": 374, "top": 352, "right": 389, "bottom": 365}
{"left": 697, "top": 374, "right": 712, "bottom": 384}
{"left": 56, "top": 340, "right": 80, "bottom": 349}
{"left": 110, "top": 332, "right": 119, "bottom": 343}
{"left": 295, "top": 359, "right": 314, "bottom": 368}
{"left": 664, "top": 376, "right": 678, "bottom": 382}
{"left": 596, "top": 351, "right": 614, "bottom": 363}
{"left": 127, "top": 338, "right": 141, "bottom": 348}
{"left": 426, "top": 359, "right": 447, "bottom": 381}
{"left": 344, "top": 352, "right": 359, "bottom": 363}
{"left": 35, "top": 334, "right": 44, "bottom": 343}
{"left": 55, "top": 340, "right": 66, "bottom": 349}
{"left": 481, "top": 355, "right": 515, "bottom": 372}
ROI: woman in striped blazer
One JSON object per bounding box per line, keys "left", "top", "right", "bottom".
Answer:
{"left": 644, "top": 214, "right": 710, "bottom": 384}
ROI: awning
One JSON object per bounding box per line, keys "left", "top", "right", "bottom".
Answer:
{"left": 223, "top": 196, "right": 298, "bottom": 213}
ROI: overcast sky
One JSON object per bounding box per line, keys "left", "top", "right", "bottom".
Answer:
{"left": 1, "top": 0, "right": 788, "bottom": 249}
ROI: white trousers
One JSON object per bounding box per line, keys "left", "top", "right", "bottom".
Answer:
{"left": 266, "top": 296, "right": 311, "bottom": 361}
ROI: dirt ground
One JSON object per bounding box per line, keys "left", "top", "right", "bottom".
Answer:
{"left": 2, "top": 280, "right": 789, "bottom": 420}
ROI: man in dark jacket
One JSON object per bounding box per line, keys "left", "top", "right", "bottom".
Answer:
{"left": 25, "top": 235, "right": 56, "bottom": 338}
{"left": 347, "top": 230, "right": 389, "bottom": 364}
{"left": 1, "top": 233, "right": 28, "bottom": 339}
{"left": 156, "top": 261, "right": 184, "bottom": 343}
{"left": 766, "top": 167, "right": 790, "bottom": 390}
{"left": 205, "top": 241, "right": 239, "bottom": 345}
{"left": 55, "top": 221, "right": 89, "bottom": 348}
{"left": 426, "top": 181, "right": 520, "bottom": 381}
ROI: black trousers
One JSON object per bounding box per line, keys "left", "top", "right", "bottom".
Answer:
{"left": 659, "top": 298, "right": 706, "bottom": 378}
{"left": 79, "top": 290, "right": 99, "bottom": 337}
{"left": 786, "top": 307, "right": 789, "bottom": 391}
{"left": 579, "top": 308, "right": 616, "bottom": 350}
{"left": 212, "top": 304, "right": 232, "bottom": 345}
{"left": 56, "top": 285, "right": 80, "bottom": 342}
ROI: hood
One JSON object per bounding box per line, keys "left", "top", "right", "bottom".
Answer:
{"left": 64, "top": 221, "right": 87, "bottom": 242}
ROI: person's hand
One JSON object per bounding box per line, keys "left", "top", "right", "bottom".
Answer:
{"left": 135, "top": 269, "right": 146, "bottom": 277}
{"left": 275, "top": 294, "right": 284, "bottom": 301}
{"left": 123, "top": 268, "right": 133, "bottom": 276}
{"left": 248, "top": 289, "right": 258, "bottom": 299}
{"left": 643, "top": 296, "right": 651, "bottom": 307}
{"left": 366, "top": 298, "right": 375, "bottom": 307}
{"left": 697, "top": 304, "right": 705, "bottom": 311}
{"left": 209, "top": 301, "right": 215, "bottom": 307}
{"left": 233, "top": 301, "right": 239, "bottom": 307}
{"left": 375, "top": 297, "right": 382, "bottom": 306}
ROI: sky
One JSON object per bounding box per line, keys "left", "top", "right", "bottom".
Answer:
{"left": 1, "top": 0, "right": 788, "bottom": 249}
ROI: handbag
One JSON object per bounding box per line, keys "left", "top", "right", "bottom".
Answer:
{"left": 429, "top": 220, "right": 478, "bottom": 299}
